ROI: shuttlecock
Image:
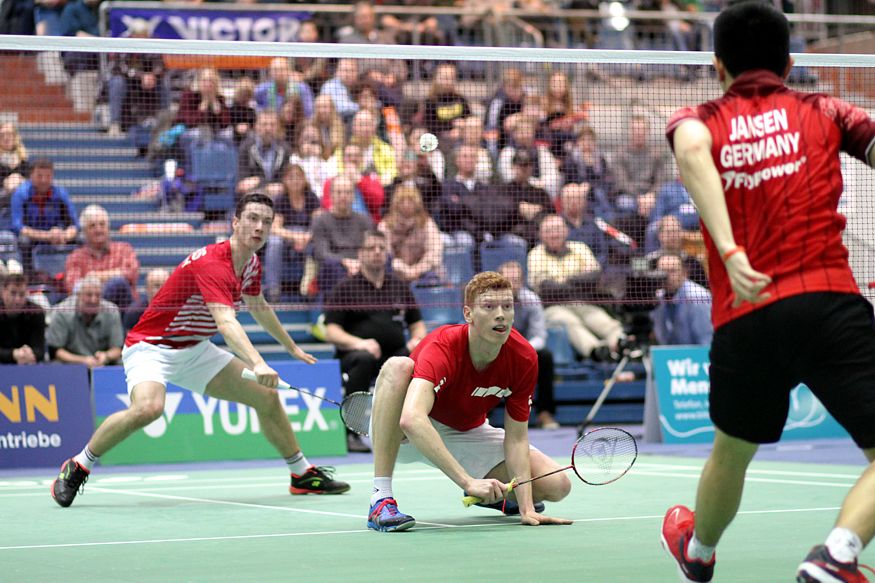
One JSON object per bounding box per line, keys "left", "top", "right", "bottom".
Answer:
{"left": 419, "top": 132, "right": 438, "bottom": 153}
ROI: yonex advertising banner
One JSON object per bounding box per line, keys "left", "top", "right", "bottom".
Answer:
{"left": 651, "top": 346, "right": 849, "bottom": 444}
{"left": 107, "top": 6, "right": 311, "bottom": 42}
{"left": 0, "top": 364, "right": 94, "bottom": 469}
{"left": 92, "top": 360, "right": 346, "bottom": 464}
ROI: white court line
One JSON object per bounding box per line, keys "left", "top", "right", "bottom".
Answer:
{"left": 635, "top": 462, "right": 863, "bottom": 480}
{"left": 84, "top": 486, "right": 456, "bottom": 529}
{"left": 0, "top": 506, "right": 841, "bottom": 552}
{"left": 632, "top": 470, "right": 855, "bottom": 488}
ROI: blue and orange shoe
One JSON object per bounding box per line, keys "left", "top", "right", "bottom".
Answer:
{"left": 796, "top": 544, "right": 875, "bottom": 582}
{"left": 660, "top": 504, "right": 715, "bottom": 582}
{"left": 367, "top": 497, "right": 415, "bottom": 532}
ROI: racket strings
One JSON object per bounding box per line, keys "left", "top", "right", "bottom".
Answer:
{"left": 571, "top": 428, "right": 638, "bottom": 485}
{"left": 340, "top": 393, "right": 373, "bottom": 436}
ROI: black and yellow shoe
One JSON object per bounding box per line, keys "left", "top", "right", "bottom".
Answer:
{"left": 51, "top": 459, "right": 90, "bottom": 508}
{"left": 290, "top": 466, "right": 350, "bottom": 495}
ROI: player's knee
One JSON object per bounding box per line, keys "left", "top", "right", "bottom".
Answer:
{"left": 537, "top": 473, "right": 572, "bottom": 502}
{"left": 380, "top": 356, "right": 414, "bottom": 390}
{"left": 257, "top": 388, "right": 282, "bottom": 412}
{"left": 131, "top": 399, "right": 164, "bottom": 426}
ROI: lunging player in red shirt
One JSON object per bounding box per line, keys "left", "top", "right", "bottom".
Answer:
{"left": 51, "top": 193, "right": 350, "bottom": 508}
{"left": 366, "top": 271, "right": 573, "bottom": 532}
{"left": 659, "top": 3, "right": 875, "bottom": 582}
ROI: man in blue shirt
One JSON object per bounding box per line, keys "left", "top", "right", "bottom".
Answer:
{"left": 10, "top": 158, "right": 79, "bottom": 275}
{"left": 651, "top": 253, "right": 712, "bottom": 346}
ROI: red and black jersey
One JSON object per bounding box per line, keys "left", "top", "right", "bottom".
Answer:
{"left": 667, "top": 70, "right": 875, "bottom": 329}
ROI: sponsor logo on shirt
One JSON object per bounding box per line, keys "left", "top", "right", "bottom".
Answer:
{"left": 434, "top": 377, "right": 447, "bottom": 393}
{"left": 471, "top": 386, "right": 512, "bottom": 398}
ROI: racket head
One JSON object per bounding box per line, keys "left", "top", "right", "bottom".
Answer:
{"left": 340, "top": 391, "right": 373, "bottom": 436}
{"left": 570, "top": 427, "right": 638, "bottom": 486}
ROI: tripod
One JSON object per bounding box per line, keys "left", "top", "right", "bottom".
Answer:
{"left": 577, "top": 345, "right": 646, "bottom": 437}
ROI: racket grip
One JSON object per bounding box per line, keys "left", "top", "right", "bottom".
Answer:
{"left": 241, "top": 368, "right": 291, "bottom": 391}
{"left": 461, "top": 495, "right": 482, "bottom": 507}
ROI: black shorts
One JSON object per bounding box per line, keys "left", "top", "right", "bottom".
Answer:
{"left": 709, "top": 292, "right": 875, "bottom": 447}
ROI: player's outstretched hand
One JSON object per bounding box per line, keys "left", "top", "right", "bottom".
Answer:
{"left": 519, "top": 511, "right": 573, "bottom": 526}
{"left": 290, "top": 344, "right": 318, "bottom": 364}
{"left": 725, "top": 251, "right": 772, "bottom": 308}
{"left": 253, "top": 361, "right": 280, "bottom": 388}
{"left": 465, "top": 478, "right": 507, "bottom": 504}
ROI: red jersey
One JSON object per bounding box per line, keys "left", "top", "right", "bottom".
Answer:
{"left": 127, "top": 240, "right": 261, "bottom": 348}
{"left": 666, "top": 70, "right": 875, "bottom": 329}
{"left": 410, "top": 324, "right": 537, "bottom": 431}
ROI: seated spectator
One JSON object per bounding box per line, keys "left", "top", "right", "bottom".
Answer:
{"left": 645, "top": 174, "right": 700, "bottom": 253}
{"left": 106, "top": 34, "right": 165, "bottom": 139}
{"left": 380, "top": 1, "right": 444, "bottom": 46}
{"left": 255, "top": 57, "right": 314, "bottom": 119}
{"left": 353, "top": 80, "right": 396, "bottom": 151}
{"left": 560, "top": 183, "right": 610, "bottom": 266}
{"left": 236, "top": 110, "right": 293, "bottom": 197}
{"left": 310, "top": 175, "right": 373, "bottom": 296}
{"left": 448, "top": 116, "right": 493, "bottom": 183}
{"left": 0, "top": 272, "right": 46, "bottom": 364}
{"left": 65, "top": 204, "right": 139, "bottom": 311}
{"left": 646, "top": 214, "right": 708, "bottom": 289}
{"left": 59, "top": 0, "right": 102, "bottom": 113}
{"left": 498, "top": 115, "right": 561, "bottom": 201}
{"left": 378, "top": 185, "right": 443, "bottom": 284}
{"left": 47, "top": 274, "right": 124, "bottom": 368}
{"left": 544, "top": 71, "right": 588, "bottom": 159}
{"left": 264, "top": 164, "right": 321, "bottom": 301}
{"left": 485, "top": 67, "right": 525, "bottom": 156}
{"left": 10, "top": 158, "right": 78, "bottom": 275}
{"left": 0, "top": 123, "right": 31, "bottom": 198}
{"left": 560, "top": 126, "right": 615, "bottom": 217}
{"left": 440, "top": 144, "right": 492, "bottom": 251}
{"left": 289, "top": 122, "right": 334, "bottom": 198}
{"left": 34, "top": 0, "right": 66, "bottom": 36}
{"left": 323, "top": 143, "right": 385, "bottom": 223}
{"left": 228, "top": 77, "right": 257, "bottom": 146}
{"left": 312, "top": 94, "right": 346, "bottom": 161}
{"left": 123, "top": 268, "right": 168, "bottom": 331}
{"left": 176, "top": 68, "right": 231, "bottom": 145}
{"left": 294, "top": 20, "right": 330, "bottom": 93}
{"left": 528, "top": 215, "right": 625, "bottom": 359}
{"left": 498, "top": 260, "right": 559, "bottom": 430}
{"left": 501, "top": 149, "right": 553, "bottom": 247}
{"left": 319, "top": 59, "right": 360, "bottom": 124}
{"left": 417, "top": 63, "right": 470, "bottom": 146}
{"left": 609, "top": 113, "right": 668, "bottom": 247}
{"left": 349, "top": 108, "right": 397, "bottom": 187}
{"left": 323, "top": 229, "right": 426, "bottom": 451}
{"left": 651, "top": 253, "right": 712, "bottom": 346}
{"left": 337, "top": 0, "right": 395, "bottom": 44}
{"left": 383, "top": 149, "right": 442, "bottom": 220}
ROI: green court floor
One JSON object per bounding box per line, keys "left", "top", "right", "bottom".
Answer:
{"left": 1, "top": 456, "right": 868, "bottom": 582}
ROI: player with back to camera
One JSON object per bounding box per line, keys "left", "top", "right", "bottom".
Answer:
{"left": 366, "top": 271, "right": 573, "bottom": 532}
{"left": 659, "top": 2, "right": 875, "bottom": 582}
{"left": 51, "top": 193, "right": 350, "bottom": 508}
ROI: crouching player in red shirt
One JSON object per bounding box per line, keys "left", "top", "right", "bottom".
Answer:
{"left": 366, "top": 271, "right": 573, "bottom": 531}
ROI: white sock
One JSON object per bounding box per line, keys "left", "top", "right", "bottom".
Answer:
{"left": 371, "top": 477, "right": 393, "bottom": 506}
{"left": 686, "top": 531, "right": 715, "bottom": 562}
{"left": 285, "top": 452, "right": 310, "bottom": 476}
{"left": 826, "top": 527, "right": 863, "bottom": 564}
{"left": 73, "top": 446, "right": 98, "bottom": 471}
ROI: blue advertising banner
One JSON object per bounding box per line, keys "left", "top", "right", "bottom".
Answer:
{"left": 91, "top": 359, "right": 347, "bottom": 464}
{"left": 108, "top": 7, "right": 311, "bottom": 41}
{"left": 0, "top": 365, "right": 94, "bottom": 469}
{"left": 651, "top": 346, "right": 849, "bottom": 444}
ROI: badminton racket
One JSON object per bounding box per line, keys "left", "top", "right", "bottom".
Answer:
{"left": 462, "top": 426, "right": 638, "bottom": 507}
{"left": 242, "top": 369, "right": 372, "bottom": 436}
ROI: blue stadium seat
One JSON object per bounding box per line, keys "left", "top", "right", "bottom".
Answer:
{"left": 443, "top": 247, "right": 475, "bottom": 286}
{"left": 411, "top": 284, "right": 463, "bottom": 330}
{"left": 188, "top": 140, "right": 238, "bottom": 213}
{"left": 479, "top": 239, "right": 528, "bottom": 279}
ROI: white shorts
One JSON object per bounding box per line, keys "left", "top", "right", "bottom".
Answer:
{"left": 397, "top": 418, "right": 539, "bottom": 480}
{"left": 122, "top": 341, "right": 235, "bottom": 396}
